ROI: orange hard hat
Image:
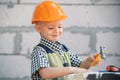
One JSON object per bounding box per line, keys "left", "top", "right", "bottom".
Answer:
{"left": 32, "top": 0, "right": 67, "bottom": 24}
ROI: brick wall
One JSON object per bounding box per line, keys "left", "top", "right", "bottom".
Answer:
{"left": 0, "top": 0, "right": 120, "bottom": 80}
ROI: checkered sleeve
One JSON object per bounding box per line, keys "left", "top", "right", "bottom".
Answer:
{"left": 70, "top": 50, "right": 82, "bottom": 67}
{"left": 31, "top": 46, "right": 50, "bottom": 80}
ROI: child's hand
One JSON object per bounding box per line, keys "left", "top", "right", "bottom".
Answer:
{"left": 90, "top": 54, "right": 101, "bottom": 66}
{"left": 80, "top": 53, "right": 101, "bottom": 69}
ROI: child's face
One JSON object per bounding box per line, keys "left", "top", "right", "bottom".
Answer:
{"left": 36, "top": 20, "right": 63, "bottom": 42}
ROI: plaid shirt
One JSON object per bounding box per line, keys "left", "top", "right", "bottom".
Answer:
{"left": 31, "top": 37, "right": 82, "bottom": 80}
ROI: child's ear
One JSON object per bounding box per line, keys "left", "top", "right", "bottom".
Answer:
{"left": 35, "top": 25, "right": 41, "bottom": 32}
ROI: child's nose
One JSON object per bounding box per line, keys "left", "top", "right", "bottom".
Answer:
{"left": 54, "top": 27, "right": 59, "bottom": 32}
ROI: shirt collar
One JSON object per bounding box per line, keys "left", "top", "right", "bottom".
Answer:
{"left": 40, "top": 37, "right": 62, "bottom": 51}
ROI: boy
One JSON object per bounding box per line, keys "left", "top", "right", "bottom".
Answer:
{"left": 31, "top": 0, "right": 100, "bottom": 80}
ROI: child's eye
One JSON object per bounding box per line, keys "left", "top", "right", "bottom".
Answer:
{"left": 48, "top": 26, "right": 54, "bottom": 29}
{"left": 58, "top": 26, "right": 62, "bottom": 28}
{"left": 48, "top": 27, "right": 54, "bottom": 29}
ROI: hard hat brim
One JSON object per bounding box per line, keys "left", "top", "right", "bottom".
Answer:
{"left": 32, "top": 16, "right": 67, "bottom": 24}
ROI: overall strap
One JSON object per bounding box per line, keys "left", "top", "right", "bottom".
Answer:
{"left": 37, "top": 43, "right": 54, "bottom": 53}
{"left": 37, "top": 43, "right": 69, "bottom": 53}
{"left": 62, "top": 44, "right": 69, "bottom": 52}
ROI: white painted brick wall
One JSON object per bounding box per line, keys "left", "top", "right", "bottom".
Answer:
{"left": 97, "top": 32, "right": 120, "bottom": 53}
{"left": 0, "top": 0, "right": 120, "bottom": 79}
{"left": 60, "top": 32, "right": 91, "bottom": 54}
{"left": 21, "top": 32, "right": 39, "bottom": 54}
{"left": 62, "top": 6, "right": 120, "bottom": 27}
{"left": 0, "top": 5, "right": 34, "bottom": 26}
{"left": 0, "top": 56, "right": 31, "bottom": 78}
{"left": 0, "top": 33, "right": 15, "bottom": 54}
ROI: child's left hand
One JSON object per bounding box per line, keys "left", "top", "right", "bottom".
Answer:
{"left": 90, "top": 54, "right": 101, "bottom": 66}
{"left": 80, "top": 53, "right": 101, "bottom": 69}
